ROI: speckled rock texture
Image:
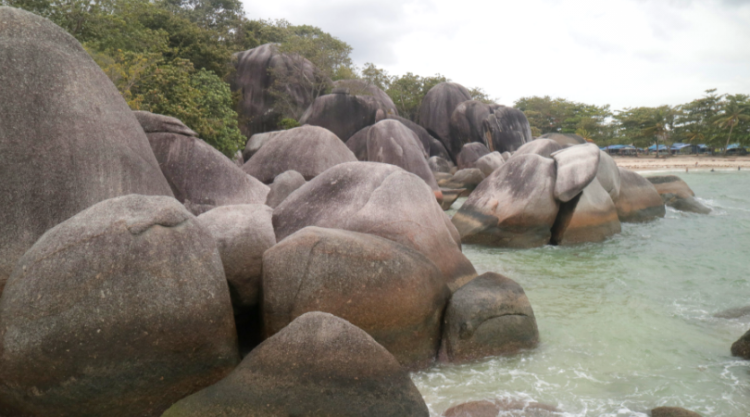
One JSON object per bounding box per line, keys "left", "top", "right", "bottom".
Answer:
{"left": 475, "top": 152, "right": 505, "bottom": 177}
{"left": 731, "top": 328, "right": 750, "bottom": 359}
{"left": 273, "top": 162, "right": 477, "bottom": 290}
{"left": 346, "top": 125, "right": 372, "bottom": 160}
{"left": 387, "top": 114, "right": 451, "bottom": 159}
{"left": 651, "top": 406, "right": 702, "bottom": 417}
{"left": 263, "top": 227, "right": 450, "bottom": 369}
{"left": 0, "top": 195, "right": 239, "bottom": 417}
{"left": 614, "top": 168, "right": 666, "bottom": 222}
{"left": 539, "top": 132, "right": 587, "bottom": 147}
{"left": 265, "top": 170, "right": 307, "bottom": 208}
{"left": 0, "top": 8, "right": 173, "bottom": 295}
{"left": 429, "top": 156, "right": 454, "bottom": 174}
{"left": 197, "top": 204, "right": 275, "bottom": 310}
{"left": 242, "top": 125, "right": 356, "bottom": 183}
{"left": 333, "top": 79, "right": 398, "bottom": 115}
{"left": 440, "top": 273, "right": 539, "bottom": 363}
{"left": 449, "top": 100, "right": 498, "bottom": 156}
{"left": 551, "top": 144, "right": 600, "bottom": 203}
{"left": 596, "top": 150, "right": 621, "bottom": 200}
{"left": 514, "top": 139, "right": 564, "bottom": 158}
{"left": 161, "top": 312, "right": 430, "bottom": 417}
{"left": 137, "top": 111, "right": 269, "bottom": 215}
{"left": 451, "top": 154, "right": 560, "bottom": 248}
{"left": 242, "top": 130, "right": 283, "bottom": 161}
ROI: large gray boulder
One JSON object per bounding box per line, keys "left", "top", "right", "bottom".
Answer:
{"left": 457, "top": 142, "right": 491, "bottom": 170}
{"left": 162, "top": 312, "right": 430, "bottom": 417}
{"left": 232, "top": 44, "right": 322, "bottom": 137}
{"left": 440, "top": 273, "right": 539, "bottom": 363}
{"left": 551, "top": 143, "right": 600, "bottom": 203}
{"left": 539, "top": 132, "right": 587, "bottom": 147}
{"left": 334, "top": 79, "right": 398, "bottom": 115}
{"left": 551, "top": 178, "right": 622, "bottom": 245}
{"left": 366, "top": 120, "right": 441, "bottom": 201}
{"left": 197, "top": 204, "right": 275, "bottom": 310}
{"left": 0, "top": 8, "right": 173, "bottom": 295}
{"left": 647, "top": 175, "right": 711, "bottom": 214}
{"left": 0, "top": 195, "right": 239, "bottom": 417}
{"left": 483, "top": 106, "right": 532, "bottom": 153}
{"left": 449, "top": 100, "right": 498, "bottom": 156}
{"left": 418, "top": 82, "right": 473, "bottom": 160}
{"left": 242, "top": 130, "right": 282, "bottom": 161}
{"left": 614, "top": 168, "right": 666, "bottom": 222}
{"left": 596, "top": 150, "right": 622, "bottom": 200}
{"left": 448, "top": 168, "right": 486, "bottom": 194}
{"left": 265, "top": 170, "right": 307, "bottom": 208}
{"left": 387, "top": 114, "right": 452, "bottom": 159}
{"left": 514, "top": 138, "right": 564, "bottom": 158}
{"left": 299, "top": 89, "right": 391, "bottom": 141}
{"left": 429, "top": 156, "right": 454, "bottom": 174}
{"left": 476, "top": 152, "right": 505, "bottom": 177}
{"left": 451, "top": 154, "right": 559, "bottom": 248}
{"left": 263, "top": 227, "right": 450, "bottom": 369}
{"left": 243, "top": 125, "right": 357, "bottom": 183}
{"left": 140, "top": 112, "right": 269, "bottom": 215}
{"left": 273, "top": 162, "right": 477, "bottom": 290}
{"left": 346, "top": 125, "right": 372, "bottom": 160}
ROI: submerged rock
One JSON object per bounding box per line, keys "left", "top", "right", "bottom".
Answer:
{"left": 0, "top": 195, "right": 239, "bottom": 417}
{"left": 243, "top": 125, "right": 356, "bottom": 183}
{"left": 263, "top": 227, "right": 450, "bottom": 369}
{"left": 647, "top": 175, "right": 711, "bottom": 214}
{"left": 273, "top": 162, "right": 477, "bottom": 289}
{"left": 197, "top": 204, "right": 275, "bottom": 310}
{"left": 141, "top": 112, "right": 269, "bottom": 215}
{"left": 265, "top": 170, "right": 306, "bottom": 208}
{"left": 440, "top": 273, "right": 539, "bottom": 363}
{"left": 443, "top": 398, "right": 559, "bottom": 417}
{"left": 731, "top": 329, "right": 750, "bottom": 359}
{"left": 451, "top": 154, "right": 559, "bottom": 248}
{"left": 651, "top": 406, "right": 702, "bottom": 417}
{"left": 714, "top": 305, "right": 750, "bottom": 319}
{"left": 0, "top": 8, "right": 173, "bottom": 294}
{"left": 162, "top": 312, "right": 430, "bottom": 417}
{"left": 614, "top": 168, "right": 666, "bottom": 222}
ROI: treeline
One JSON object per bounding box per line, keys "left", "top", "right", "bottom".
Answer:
{"left": 6, "top": 0, "right": 749, "bottom": 156}
{"left": 515, "top": 91, "right": 750, "bottom": 152}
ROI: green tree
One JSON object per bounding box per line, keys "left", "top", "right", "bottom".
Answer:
{"left": 714, "top": 94, "right": 750, "bottom": 155}
{"left": 386, "top": 72, "right": 449, "bottom": 121}
{"left": 515, "top": 96, "right": 613, "bottom": 143}
{"left": 469, "top": 87, "right": 495, "bottom": 104}
{"left": 676, "top": 89, "right": 722, "bottom": 148}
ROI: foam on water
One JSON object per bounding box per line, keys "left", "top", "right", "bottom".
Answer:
{"left": 416, "top": 171, "right": 750, "bottom": 417}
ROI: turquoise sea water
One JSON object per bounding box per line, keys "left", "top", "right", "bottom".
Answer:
{"left": 413, "top": 170, "right": 750, "bottom": 417}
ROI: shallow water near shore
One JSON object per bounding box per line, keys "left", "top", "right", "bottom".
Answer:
{"left": 413, "top": 171, "right": 750, "bottom": 417}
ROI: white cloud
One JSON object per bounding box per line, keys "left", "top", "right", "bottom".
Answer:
{"left": 241, "top": 0, "right": 750, "bottom": 110}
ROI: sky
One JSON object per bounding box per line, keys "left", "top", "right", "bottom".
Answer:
{"left": 241, "top": 0, "right": 750, "bottom": 111}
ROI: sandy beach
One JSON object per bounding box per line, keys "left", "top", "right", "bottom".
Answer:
{"left": 613, "top": 155, "right": 750, "bottom": 171}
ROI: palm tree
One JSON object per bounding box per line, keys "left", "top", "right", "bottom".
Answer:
{"left": 641, "top": 106, "right": 679, "bottom": 158}
{"left": 715, "top": 94, "right": 750, "bottom": 156}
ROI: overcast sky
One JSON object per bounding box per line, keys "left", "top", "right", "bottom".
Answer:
{"left": 242, "top": 0, "right": 750, "bottom": 111}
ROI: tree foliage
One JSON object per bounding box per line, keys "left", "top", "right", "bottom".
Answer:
{"left": 514, "top": 96, "right": 613, "bottom": 142}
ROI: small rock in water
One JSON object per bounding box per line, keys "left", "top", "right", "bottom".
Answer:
{"left": 443, "top": 398, "right": 559, "bottom": 417}
{"left": 731, "top": 329, "right": 750, "bottom": 359}
{"left": 651, "top": 406, "right": 702, "bottom": 417}
{"left": 714, "top": 305, "right": 750, "bottom": 319}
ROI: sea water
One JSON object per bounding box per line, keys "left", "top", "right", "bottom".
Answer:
{"left": 413, "top": 170, "right": 750, "bottom": 417}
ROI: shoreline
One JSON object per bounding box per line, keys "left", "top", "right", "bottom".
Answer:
{"left": 612, "top": 155, "right": 750, "bottom": 172}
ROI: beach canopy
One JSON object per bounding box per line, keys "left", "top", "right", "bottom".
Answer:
{"left": 647, "top": 144, "right": 668, "bottom": 151}
{"left": 671, "top": 143, "right": 691, "bottom": 150}
{"left": 727, "top": 143, "right": 745, "bottom": 150}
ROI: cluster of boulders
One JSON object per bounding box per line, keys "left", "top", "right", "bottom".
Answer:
{"left": 0, "top": 8, "right": 542, "bottom": 416}
{"left": 0, "top": 7, "right": 719, "bottom": 417}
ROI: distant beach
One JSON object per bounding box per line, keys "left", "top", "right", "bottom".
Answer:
{"left": 613, "top": 155, "right": 750, "bottom": 171}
